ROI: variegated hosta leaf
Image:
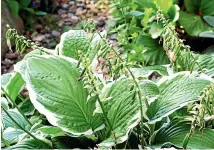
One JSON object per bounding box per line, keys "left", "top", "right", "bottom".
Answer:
{"left": 56, "top": 30, "right": 90, "bottom": 59}
{"left": 146, "top": 72, "right": 213, "bottom": 124}
{"left": 150, "top": 120, "right": 214, "bottom": 149}
{"left": 192, "top": 53, "right": 214, "bottom": 78}
{"left": 139, "top": 80, "right": 159, "bottom": 97}
{"left": 5, "top": 138, "right": 52, "bottom": 149}
{"left": 14, "top": 55, "right": 103, "bottom": 135}
{"left": 131, "top": 65, "right": 169, "bottom": 78}
{"left": 99, "top": 79, "right": 140, "bottom": 147}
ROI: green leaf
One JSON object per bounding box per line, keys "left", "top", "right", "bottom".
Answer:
{"left": 125, "top": 11, "right": 144, "bottom": 18}
{"left": 4, "top": 72, "right": 25, "bottom": 101}
{"left": 136, "top": 35, "right": 170, "bottom": 65}
{"left": 167, "top": 4, "right": 180, "bottom": 22}
{"left": 2, "top": 109, "right": 29, "bottom": 130}
{"left": 19, "top": 0, "right": 31, "bottom": 8}
{"left": 1, "top": 73, "right": 12, "bottom": 86}
{"left": 37, "top": 126, "right": 64, "bottom": 136}
{"left": 199, "top": 30, "right": 214, "bottom": 38}
{"left": 131, "top": 65, "right": 169, "bottom": 78}
{"left": 35, "top": 11, "right": 47, "bottom": 16}
{"left": 24, "top": 7, "right": 35, "bottom": 14}
{"left": 2, "top": 128, "right": 25, "bottom": 146}
{"left": 56, "top": 30, "right": 90, "bottom": 59}
{"left": 204, "top": 16, "right": 214, "bottom": 27}
{"left": 6, "top": 0, "right": 19, "bottom": 16}
{"left": 179, "top": 11, "right": 207, "bottom": 36}
{"left": 5, "top": 138, "right": 51, "bottom": 149}
{"left": 99, "top": 79, "right": 140, "bottom": 147}
{"left": 1, "top": 97, "right": 9, "bottom": 110}
{"left": 192, "top": 54, "right": 214, "bottom": 77}
{"left": 184, "top": 0, "right": 201, "bottom": 14}
{"left": 200, "top": 0, "right": 214, "bottom": 16}
{"left": 146, "top": 72, "right": 212, "bottom": 123}
{"left": 184, "top": 0, "right": 214, "bottom": 16}
{"left": 149, "top": 22, "right": 164, "bottom": 39}
{"left": 15, "top": 55, "right": 103, "bottom": 135}
{"left": 154, "top": 0, "right": 173, "bottom": 13}
{"left": 139, "top": 80, "right": 160, "bottom": 97}
{"left": 134, "top": 0, "right": 156, "bottom": 10}
{"left": 18, "top": 99, "right": 35, "bottom": 116}
{"left": 151, "top": 120, "right": 214, "bottom": 149}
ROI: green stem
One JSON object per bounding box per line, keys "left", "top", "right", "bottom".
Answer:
{"left": 97, "top": 96, "right": 117, "bottom": 143}
{"left": 1, "top": 87, "right": 33, "bottom": 126}
{"left": 2, "top": 107, "right": 38, "bottom": 140}
{"left": 96, "top": 32, "right": 147, "bottom": 147}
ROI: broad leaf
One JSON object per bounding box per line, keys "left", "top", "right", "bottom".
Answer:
{"left": 18, "top": 99, "right": 35, "bottom": 116}
{"left": 199, "top": 30, "right": 214, "bottom": 38}
{"left": 139, "top": 80, "right": 160, "bottom": 97}
{"left": 154, "top": 0, "right": 173, "bottom": 13}
{"left": 136, "top": 35, "right": 169, "bottom": 65}
{"left": 1, "top": 73, "right": 12, "bottom": 86}
{"left": 15, "top": 55, "right": 103, "bottom": 135}
{"left": 4, "top": 72, "right": 25, "bottom": 101}
{"left": 56, "top": 30, "right": 90, "bottom": 59}
{"left": 2, "top": 128, "right": 24, "bottom": 146}
{"left": 184, "top": 0, "right": 214, "bottom": 16}
{"left": 131, "top": 65, "right": 169, "bottom": 78}
{"left": 179, "top": 11, "right": 207, "bottom": 36}
{"left": 5, "top": 138, "right": 51, "bottom": 149}
{"left": 151, "top": 120, "right": 214, "bottom": 149}
{"left": 2, "top": 109, "right": 29, "bottom": 130}
{"left": 192, "top": 54, "right": 214, "bottom": 77}
{"left": 204, "top": 16, "right": 214, "bottom": 27}
{"left": 6, "top": 0, "right": 19, "bottom": 16}
{"left": 19, "top": 0, "right": 31, "bottom": 8}
{"left": 37, "top": 126, "right": 64, "bottom": 137}
{"left": 99, "top": 79, "right": 140, "bottom": 147}
{"left": 146, "top": 72, "right": 213, "bottom": 123}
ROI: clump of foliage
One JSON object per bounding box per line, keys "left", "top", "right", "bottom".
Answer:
{"left": 5, "top": 0, "right": 49, "bottom": 28}
{"left": 1, "top": 3, "right": 214, "bottom": 149}
{"left": 109, "top": 0, "right": 214, "bottom": 65}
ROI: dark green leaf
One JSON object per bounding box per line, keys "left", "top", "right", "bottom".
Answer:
{"left": 136, "top": 35, "right": 170, "bottom": 65}
{"left": 179, "top": 11, "right": 208, "bottom": 36}
{"left": 6, "top": 0, "right": 19, "bottom": 16}
{"left": 152, "top": 120, "right": 214, "bottom": 149}
{"left": 19, "top": 0, "right": 31, "bottom": 8}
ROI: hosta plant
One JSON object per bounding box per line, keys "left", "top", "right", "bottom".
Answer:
{"left": 1, "top": 11, "right": 214, "bottom": 149}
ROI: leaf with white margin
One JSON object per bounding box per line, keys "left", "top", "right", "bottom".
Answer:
{"left": 146, "top": 71, "right": 213, "bottom": 124}
{"left": 2, "top": 127, "right": 25, "bottom": 146}
{"left": 55, "top": 30, "right": 90, "bottom": 59}
{"left": 99, "top": 79, "right": 140, "bottom": 147}
{"left": 14, "top": 55, "right": 103, "bottom": 135}
{"left": 4, "top": 72, "right": 25, "bottom": 101}
{"left": 150, "top": 120, "right": 214, "bottom": 149}
{"left": 5, "top": 138, "right": 51, "bottom": 149}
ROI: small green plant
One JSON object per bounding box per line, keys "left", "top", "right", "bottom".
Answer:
{"left": 6, "top": 0, "right": 48, "bottom": 28}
